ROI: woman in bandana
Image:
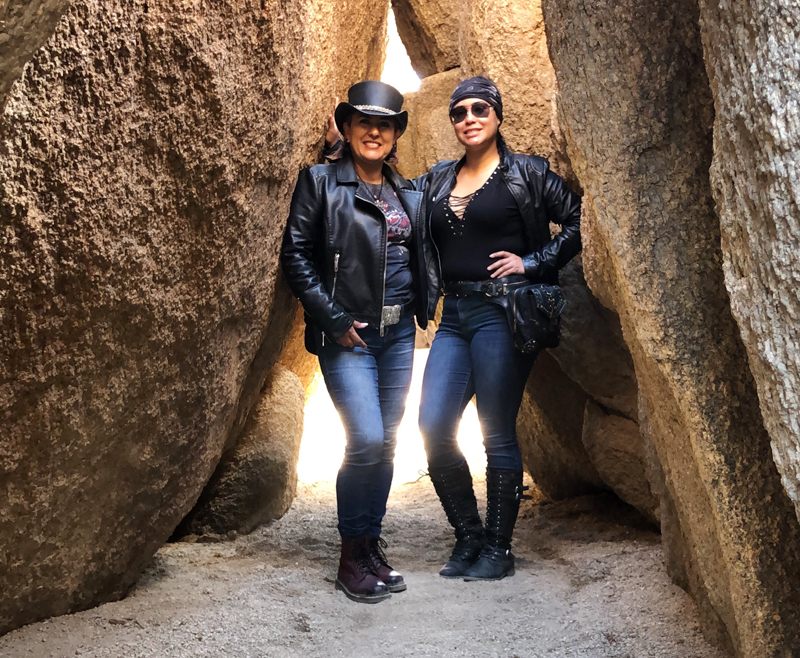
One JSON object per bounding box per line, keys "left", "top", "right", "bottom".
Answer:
{"left": 415, "top": 77, "right": 581, "bottom": 582}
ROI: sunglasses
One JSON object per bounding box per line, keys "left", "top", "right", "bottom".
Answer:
{"left": 449, "top": 102, "right": 493, "bottom": 124}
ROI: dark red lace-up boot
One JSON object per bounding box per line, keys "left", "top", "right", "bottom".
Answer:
{"left": 369, "top": 536, "right": 407, "bottom": 593}
{"left": 335, "top": 535, "right": 391, "bottom": 603}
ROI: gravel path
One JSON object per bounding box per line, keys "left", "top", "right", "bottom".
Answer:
{"left": 0, "top": 475, "right": 730, "bottom": 658}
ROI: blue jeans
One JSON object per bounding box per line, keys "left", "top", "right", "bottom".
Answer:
{"left": 419, "top": 295, "right": 537, "bottom": 472}
{"left": 316, "top": 312, "right": 416, "bottom": 539}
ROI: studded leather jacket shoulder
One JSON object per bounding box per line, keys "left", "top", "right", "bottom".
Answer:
{"left": 411, "top": 151, "right": 582, "bottom": 319}
{"left": 281, "top": 155, "right": 430, "bottom": 347}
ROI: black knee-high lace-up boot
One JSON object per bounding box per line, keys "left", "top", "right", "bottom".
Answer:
{"left": 428, "top": 461, "right": 485, "bottom": 578}
{"left": 463, "top": 468, "right": 525, "bottom": 581}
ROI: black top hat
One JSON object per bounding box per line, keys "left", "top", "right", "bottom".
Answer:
{"left": 334, "top": 81, "right": 408, "bottom": 135}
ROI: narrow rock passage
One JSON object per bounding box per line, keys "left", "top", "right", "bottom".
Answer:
{"left": 1, "top": 476, "right": 729, "bottom": 658}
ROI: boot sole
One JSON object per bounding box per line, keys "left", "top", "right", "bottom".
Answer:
{"left": 463, "top": 567, "right": 515, "bottom": 582}
{"left": 335, "top": 579, "right": 392, "bottom": 603}
{"left": 386, "top": 582, "right": 407, "bottom": 593}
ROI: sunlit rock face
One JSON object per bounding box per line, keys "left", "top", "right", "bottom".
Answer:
{"left": 543, "top": 0, "right": 800, "bottom": 654}
{"left": 0, "top": 0, "right": 387, "bottom": 636}
{"left": 697, "top": 0, "right": 800, "bottom": 525}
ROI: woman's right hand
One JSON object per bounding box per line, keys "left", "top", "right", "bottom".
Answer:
{"left": 336, "top": 321, "right": 368, "bottom": 348}
{"left": 325, "top": 96, "right": 341, "bottom": 147}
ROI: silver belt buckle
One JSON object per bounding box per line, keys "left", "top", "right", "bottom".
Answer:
{"left": 381, "top": 304, "right": 402, "bottom": 327}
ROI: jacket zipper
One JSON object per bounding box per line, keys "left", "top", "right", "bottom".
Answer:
{"left": 428, "top": 203, "right": 443, "bottom": 295}
{"left": 356, "top": 193, "right": 389, "bottom": 336}
{"left": 380, "top": 229, "right": 388, "bottom": 336}
{"left": 323, "top": 251, "right": 340, "bottom": 347}
{"left": 332, "top": 251, "right": 340, "bottom": 297}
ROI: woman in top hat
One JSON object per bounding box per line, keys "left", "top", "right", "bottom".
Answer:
{"left": 281, "top": 81, "right": 432, "bottom": 603}
{"left": 325, "top": 75, "right": 581, "bottom": 583}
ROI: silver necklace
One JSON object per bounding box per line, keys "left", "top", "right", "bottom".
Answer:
{"left": 359, "top": 175, "right": 384, "bottom": 203}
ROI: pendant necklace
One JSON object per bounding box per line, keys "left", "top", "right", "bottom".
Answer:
{"left": 360, "top": 175, "right": 384, "bottom": 205}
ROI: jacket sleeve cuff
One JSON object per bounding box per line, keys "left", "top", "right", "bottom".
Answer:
{"left": 323, "top": 138, "right": 344, "bottom": 162}
{"left": 522, "top": 251, "right": 558, "bottom": 280}
{"left": 522, "top": 252, "right": 542, "bottom": 279}
{"left": 322, "top": 313, "right": 354, "bottom": 342}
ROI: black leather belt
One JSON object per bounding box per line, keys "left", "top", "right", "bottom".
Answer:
{"left": 443, "top": 276, "right": 530, "bottom": 298}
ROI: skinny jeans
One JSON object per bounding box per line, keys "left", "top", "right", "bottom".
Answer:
{"left": 419, "top": 295, "right": 536, "bottom": 472}
{"left": 316, "top": 311, "right": 416, "bottom": 539}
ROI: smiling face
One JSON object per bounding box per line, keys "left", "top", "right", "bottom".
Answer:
{"left": 343, "top": 112, "right": 401, "bottom": 166}
{"left": 450, "top": 97, "right": 501, "bottom": 150}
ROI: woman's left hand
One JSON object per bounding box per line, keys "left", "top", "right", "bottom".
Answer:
{"left": 488, "top": 251, "right": 525, "bottom": 278}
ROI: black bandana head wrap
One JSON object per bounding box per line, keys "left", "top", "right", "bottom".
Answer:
{"left": 449, "top": 76, "right": 503, "bottom": 122}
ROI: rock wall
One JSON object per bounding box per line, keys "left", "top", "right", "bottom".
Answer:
{"left": 391, "top": 0, "right": 460, "bottom": 77}
{"left": 697, "top": 0, "right": 800, "bottom": 524}
{"left": 175, "top": 365, "right": 305, "bottom": 537}
{"left": 0, "top": 1, "right": 70, "bottom": 109}
{"left": 0, "top": 0, "right": 388, "bottom": 636}
{"left": 543, "top": 0, "right": 800, "bottom": 654}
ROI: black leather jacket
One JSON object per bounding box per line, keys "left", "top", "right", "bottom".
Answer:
{"left": 281, "top": 155, "right": 429, "bottom": 347}
{"left": 414, "top": 151, "right": 582, "bottom": 320}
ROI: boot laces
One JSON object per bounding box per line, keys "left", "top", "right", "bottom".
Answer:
{"left": 370, "top": 536, "right": 391, "bottom": 569}
{"left": 353, "top": 541, "right": 380, "bottom": 576}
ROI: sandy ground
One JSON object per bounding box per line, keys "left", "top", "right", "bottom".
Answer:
{"left": 0, "top": 475, "right": 731, "bottom": 658}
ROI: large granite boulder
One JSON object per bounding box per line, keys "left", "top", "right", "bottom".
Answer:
{"left": 391, "top": 0, "right": 460, "bottom": 77}
{"left": 396, "top": 68, "right": 463, "bottom": 180}
{"left": 543, "top": 0, "right": 800, "bottom": 653}
{"left": 517, "top": 351, "right": 606, "bottom": 500}
{"left": 582, "top": 400, "right": 658, "bottom": 524}
{"left": 554, "top": 258, "right": 638, "bottom": 420}
{"left": 0, "top": 2, "right": 70, "bottom": 107}
{"left": 175, "top": 366, "right": 305, "bottom": 537}
{"left": 697, "top": 0, "right": 800, "bottom": 524}
{"left": 0, "top": 0, "right": 388, "bottom": 636}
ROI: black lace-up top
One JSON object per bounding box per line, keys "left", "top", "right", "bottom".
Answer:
{"left": 430, "top": 168, "right": 527, "bottom": 282}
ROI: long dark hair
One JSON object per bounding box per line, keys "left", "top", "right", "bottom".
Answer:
{"left": 495, "top": 129, "right": 509, "bottom": 162}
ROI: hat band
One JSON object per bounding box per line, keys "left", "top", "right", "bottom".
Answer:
{"left": 353, "top": 104, "right": 397, "bottom": 115}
